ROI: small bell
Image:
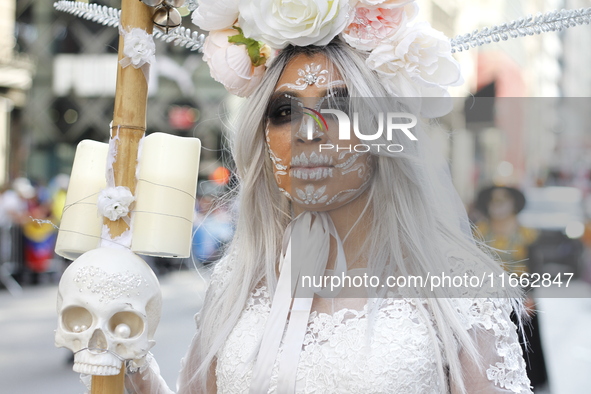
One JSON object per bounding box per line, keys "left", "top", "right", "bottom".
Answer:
{"left": 152, "top": 5, "right": 182, "bottom": 34}
{"left": 140, "top": 0, "right": 164, "bottom": 7}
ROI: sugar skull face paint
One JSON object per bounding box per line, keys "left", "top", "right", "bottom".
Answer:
{"left": 276, "top": 62, "right": 346, "bottom": 91}
{"left": 265, "top": 53, "right": 373, "bottom": 212}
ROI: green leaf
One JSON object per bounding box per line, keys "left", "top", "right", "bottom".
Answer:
{"left": 227, "top": 26, "right": 267, "bottom": 67}
{"left": 227, "top": 34, "right": 250, "bottom": 46}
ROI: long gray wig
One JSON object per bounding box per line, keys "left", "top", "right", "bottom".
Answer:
{"left": 180, "top": 38, "right": 525, "bottom": 394}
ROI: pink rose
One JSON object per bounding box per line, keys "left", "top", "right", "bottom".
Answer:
{"left": 342, "top": 2, "right": 418, "bottom": 51}
{"left": 202, "top": 29, "right": 267, "bottom": 97}
{"left": 359, "top": 0, "right": 416, "bottom": 9}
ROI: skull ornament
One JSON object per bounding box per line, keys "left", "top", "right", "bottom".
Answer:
{"left": 55, "top": 247, "right": 162, "bottom": 376}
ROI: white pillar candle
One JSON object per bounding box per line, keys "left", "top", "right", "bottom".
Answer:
{"left": 131, "top": 133, "right": 201, "bottom": 257}
{"left": 55, "top": 140, "right": 109, "bottom": 260}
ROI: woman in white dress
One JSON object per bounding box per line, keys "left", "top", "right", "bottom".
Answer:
{"left": 125, "top": 2, "right": 533, "bottom": 393}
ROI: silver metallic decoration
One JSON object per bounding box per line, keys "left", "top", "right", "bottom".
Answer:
{"left": 53, "top": 1, "right": 591, "bottom": 55}
{"left": 152, "top": 5, "right": 182, "bottom": 34}
{"left": 54, "top": 1, "right": 120, "bottom": 28}
{"left": 53, "top": 1, "right": 205, "bottom": 51}
{"left": 140, "top": 0, "right": 164, "bottom": 7}
{"left": 450, "top": 7, "right": 591, "bottom": 53}
{"left": 141, "top": 0, "right": 185, "bottom": 8}
{"left": 151, "top": 24, "right": 204, "bottom": 51}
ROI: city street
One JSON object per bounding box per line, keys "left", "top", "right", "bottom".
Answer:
{"left": 535, "top": 282, "right": 591, "bottom": 394}
{"left": 0, "top": 268, "right": 209, "bottom": 394}
{"left": 3, "top": 1, "right": 591, "bottom": 393}
{"left": 1, "top": 269, "right": 591, "bottom": 393}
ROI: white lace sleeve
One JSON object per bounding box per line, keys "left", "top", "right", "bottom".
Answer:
{"left": 444, "top": 249, "right": 532, "bottom": 393}
{"left": 124, "top": 353, "right": 175, "bottom": 394}
{"left": 453, "top": 297, "right": 533, "bottom": 393}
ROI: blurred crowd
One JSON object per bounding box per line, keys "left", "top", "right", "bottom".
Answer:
{"left": 0, "top": 173, "right": 236, "bottom": 288}
{"left": 470, "top": 184, "right": 591, "bottom": 283}
{"left": 468, "top": 183, "right": 591, "bottom": 392}
{"left": 1, "top": 171, "right": 590, "bottom": 295}
{"left": 0, "top": 175, "right": 69, "bottom": 287}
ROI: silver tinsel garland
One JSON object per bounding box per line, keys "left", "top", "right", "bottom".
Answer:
{"left": 450, "top": 7, "right": 591, "bottom": 53}
{"left": 53, "top": 1, "right": 591, "bottom": 54}
{"left": 53, "top": 1, "right": 205, "bottom": 52}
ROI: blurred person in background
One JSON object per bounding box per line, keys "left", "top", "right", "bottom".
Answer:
{"left": 476, "top": 185, "right": 548, "bottom": 391}
{"left": 1, "top": 177, "right": 34, "bottom": 225}
{"left": 192, "top": 178, "right": 234, "bottom": 265}
{"left": 21, "top": 179, "right": 58, "bottom": 284}
{"left": 48, "top": 174, "right": 70, "bottom": 225}
{"left": 0, "top": 178, "right": 35, "bottom": 284}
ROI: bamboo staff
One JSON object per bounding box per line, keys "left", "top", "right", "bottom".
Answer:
{"left": 91, "top": 0, "right": 153, "bottom": 392}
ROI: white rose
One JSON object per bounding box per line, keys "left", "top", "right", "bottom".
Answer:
{"left": 367, "top": 22, "right": 462, "bottom": 117}
{"left": 202, "top": 29, "right": 267, "bottom": 97}
{"left": 238, "top": 0, "right": 352, "bottom": 49}
{"left": 122, "top": 28, "right": 155, "bottom": 68}
{"left": 191, "top": 0, "right": 240, "bottom": 31}
{"left": 97, "top": 186, "right": 135, "bottom": 221}
{"left": 367, "top": 22, "right": 462, "bottom": 97}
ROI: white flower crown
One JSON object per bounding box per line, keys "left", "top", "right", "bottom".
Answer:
{"left": 54, "top": 1, "right": 591, "bottom": 101}
{"left": 192, "top": 0, "right": 463, "bottom": 99}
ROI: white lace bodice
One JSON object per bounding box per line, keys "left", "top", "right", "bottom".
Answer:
{"left": 217, "top": 287, "right": 444, "bottom": 393}
{"left": 216, "top": 287, "right": 532, "bottom": 394}
{"left": 125, "top": 254, "right": 533, "bottom": 394}
{"left": 211, "top": 249, "right": 533, "bottom": 394}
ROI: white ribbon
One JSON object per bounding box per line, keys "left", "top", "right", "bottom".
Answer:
{"left": 249, "top": 211, "right": 348, "bottom": 393}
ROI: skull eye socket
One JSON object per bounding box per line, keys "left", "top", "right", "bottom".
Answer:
{"left": 109, "top": 311, "right": 144, "bottom": 339}
{"left": 62, "top": 306, "right": 92, "bottom": 333}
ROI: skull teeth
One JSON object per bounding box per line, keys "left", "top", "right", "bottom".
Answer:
{"left": 73, "top": 350, "right": 122, "bottom": 376}
{"left": 73, "top": 362, "right": 121, "bottom": 376}
{"left": 291, "top": 152, "right": 334, "bottom": 167}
